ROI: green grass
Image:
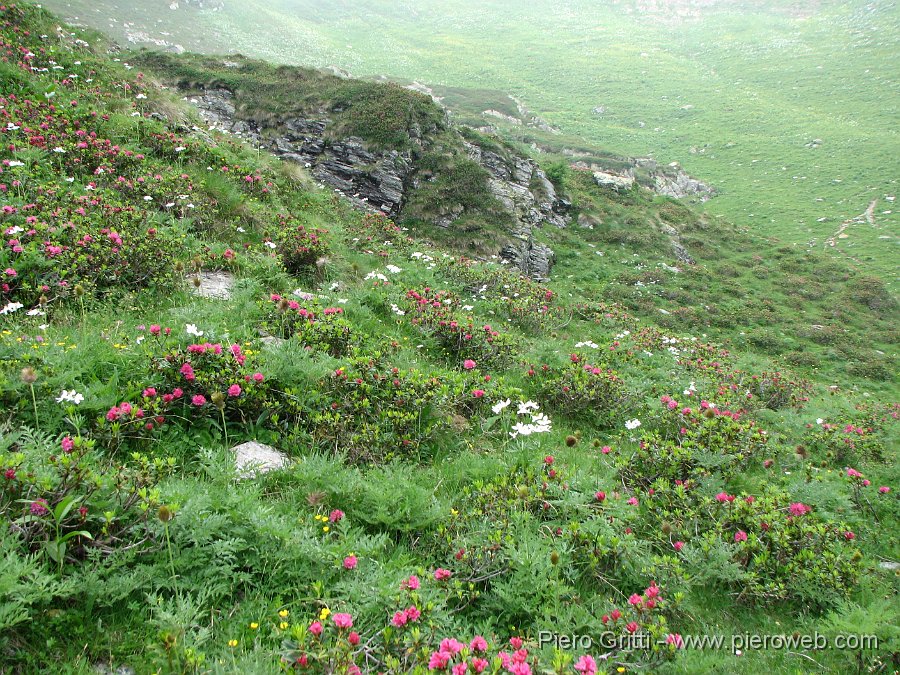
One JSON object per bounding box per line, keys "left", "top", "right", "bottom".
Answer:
{"left": 43, "top": 0, "right": 900, "bottom": 291}
{"left": 1, "top": 3, "right": 898, "bottom": 674}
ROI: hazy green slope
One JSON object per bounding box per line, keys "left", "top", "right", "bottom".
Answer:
{"left": 42, "top": 0, "right": 900, "bottom": 289}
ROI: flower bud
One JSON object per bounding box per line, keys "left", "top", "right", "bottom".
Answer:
{"left": 20, "top": 367, "right": 37, "bottom": 384}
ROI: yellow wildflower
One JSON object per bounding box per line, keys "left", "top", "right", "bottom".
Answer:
{"left": 250, "top": 622, "right": 259, "bottom": 630}
{"left": 279, "top": 622, "right": 289, "bottom": 630}
{"left": 278, "top": 609, "right": 289, "bottom": 618}
{"left": 319, "top": 608, "right": 330, "bottom": 621}
{"left": 228, "top": 639, "right": 238, "bottom": 648}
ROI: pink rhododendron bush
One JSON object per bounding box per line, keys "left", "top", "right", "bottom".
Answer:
{"left": 0, "top": 4, "right": 897, "bottom": 674}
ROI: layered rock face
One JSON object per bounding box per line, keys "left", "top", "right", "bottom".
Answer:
{"left": 463, "top": 142, "right": 569, "bottom": 280}
{"left": 186, "top": 88, "right": 570, "bottom": 280}
{"left": 186, "top": 90, "right": 412, "bottom": 215}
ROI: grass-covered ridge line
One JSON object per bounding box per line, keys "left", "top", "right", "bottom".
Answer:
{"left": 133, "top": 51, "right": 445, "bottom": 152}
{"left": 0, "top": 3, "right": 898, "bottom": 674}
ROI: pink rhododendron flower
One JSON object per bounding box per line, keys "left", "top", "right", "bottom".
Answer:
{"left": 332, "top": 613, "right": 353, "bottom": 629}
{"left": 440, "top": 638, "right": 465, "bottom": 655}
{"left": 227, "top": 384, "right": 242, "bottom": 397}
{"left": 428, "top": 650, "right": 451, "bottom": 670}
{"left": 470, "top": 635, "right": 488, "bottom": 652}
{"left": 574, "top": 655, "right": 597, "bottom": 675}
{"left": 666, "top": 633, "right": 685, "bottom": 649}
{"left": 673, "top": 541, "right": 685, "bottom": 552}
{"left": 329, "top": 509, "right": 344, "bottom": 523}
{"left": 434, "top": 568, "right": 452, "bottom": 581}
{"left": 463, "top": 359, "right": 476, "bottom": 370}
{"left": 734, "top": 530, "right": 748, "bottom": 542}
{"left": 788, "top": 502, "right": 811, "bottom": 517}
{"left": 191, "top": 394, "right": 206, "bottom": 406}
{"left": 308, "top": 621, "right": 323, "bottom": 636}
{"left": 343, "top": 555, "right": 357, "bottom": 570}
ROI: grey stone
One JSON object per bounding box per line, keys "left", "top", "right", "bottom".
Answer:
{"left": 593, "top": 170, "right": 635, "bottom": 191}
{"left": 190, "top": 271, "right": 234, "bottom": 300}
{"left": 653, "top": 169, "right": 715, "bottom": 201}
{"left": 879, "top": 561, "right": 899, "bottom": 571}
{"left": 232, "top": 441, "right": 289, "bottom": 478}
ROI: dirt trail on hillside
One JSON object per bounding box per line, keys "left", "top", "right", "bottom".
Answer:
{"left": 825, "top": 199, "right": 877, "bottom": 247}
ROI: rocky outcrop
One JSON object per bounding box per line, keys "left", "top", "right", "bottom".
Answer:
{"left": 593, "top": 170, "right": 635, "bottom": 192}
{"left": 499, "top": 234, "right": 556, "bottom": 282}
{"left": 653, "top": 165, "right": 715, "bottom": 202}
{"left": 186, "top": 89, "right": 412, "bottom": 215}
{"left": 464, "top": 142, "right": 569, "bottom": 279}
{"left": 186, "top": 87, "right": 570, "bottom": 279}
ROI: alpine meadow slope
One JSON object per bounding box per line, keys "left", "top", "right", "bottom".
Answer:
{"left": 40, "top": 0, "right": 900, "bottom": 290}
{"left": 0, "top": 3, "right": 898, "bottom": 675}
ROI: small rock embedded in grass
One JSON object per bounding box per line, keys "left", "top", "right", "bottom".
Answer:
{"left": 232, "top": 441, "right": 289, "bottom": 478}
{"left": 190, "top": 271, "right": 235, "bottom": 300}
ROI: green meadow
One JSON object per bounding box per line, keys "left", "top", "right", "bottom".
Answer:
{"left": 44, "top": 0, "right": 900, "bottom": 288}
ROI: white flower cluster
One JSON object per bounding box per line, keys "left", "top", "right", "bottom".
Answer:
{"left": 186, "top": 323, "right": 204, "bottom": 337}
{"left": 0, "top": 302, "right": 24, "bottom": 315}
{"left": 364, "top": 271, "right": 388, "bottom": 281}
{"left": 390, "top": 303, "right": 406, "bottom": 316}
{"left": 56, "top": 390, "right": 84, "bottom": 405}
{"left": 492, "top": 399, "right": 553, "bottom": 438}
{"left": 625, "top": 418, "right": 642, "bottom": 430}
{"left": 575, "top": 341, "right": 599, "bottom": 349}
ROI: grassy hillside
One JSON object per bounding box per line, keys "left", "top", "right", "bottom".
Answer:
{"left": 41, "top": 0, "right": 900, "bottom": 291}
{"left": 0, "top": 4, "right": 898, "bottom": 675}
{"left": 126, "top": 51, "right": 900, "bottom": 393}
